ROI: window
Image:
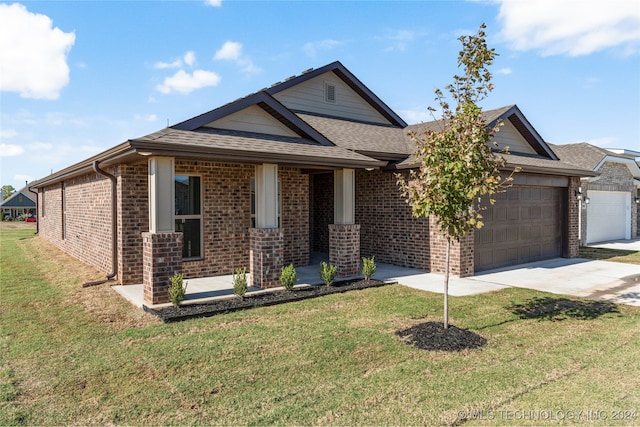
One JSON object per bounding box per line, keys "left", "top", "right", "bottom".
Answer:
{"left": 250, "top": 177, "right": 281, "bottom": 228}
{"left": 175, "top": 176, "right": 202, "bottom": 259}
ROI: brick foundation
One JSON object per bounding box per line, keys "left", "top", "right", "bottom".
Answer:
{"left": 142, "top": 232, "right": 183, "bottom": 305}
{"left": 329, "top": 224, "right": 361, "bottom": 277}
{"left": 249, "top": 228, "right": 283, "bottom": 288}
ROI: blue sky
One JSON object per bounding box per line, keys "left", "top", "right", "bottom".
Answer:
{"left": 1, "top": 0, "right": 639, "bottom": 188}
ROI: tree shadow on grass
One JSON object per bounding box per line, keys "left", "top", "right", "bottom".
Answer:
{"left": 396, "top": 321, "right": 487, "bottom": 352}
{"left": 508, "top": 297, "right": 619, "bottom": 321}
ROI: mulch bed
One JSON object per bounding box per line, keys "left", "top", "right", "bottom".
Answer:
{"left": 396, "top": 321, "right": 487, "bottom": 352}
{"left": 144, "top": 279, "right": 392, "bottom": 322}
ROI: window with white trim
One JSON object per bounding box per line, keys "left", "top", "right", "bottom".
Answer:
{"left": 175, "top": 175, "right": 202, "bottom": 259}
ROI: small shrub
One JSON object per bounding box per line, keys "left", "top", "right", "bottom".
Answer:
{"left": 319, "top": 261, "right": 337, "bottom": 286}
{"left": 233, "top": 267, "right": 248, "bottom": 299}
{"left": 168, "top": 273, "right": 188, "bottom": 307}
{"left": 362, "top": 255, "right": 376, "bottom": 281}
{"left": 280, "top": 264, "right": 297, "bottom": 291}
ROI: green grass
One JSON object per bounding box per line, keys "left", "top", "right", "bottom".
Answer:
{"left": 579, "top": 246, "right": 640, "bottom": 265}
{"left": 1, "top": 224, "right": 639, "bottom": 425}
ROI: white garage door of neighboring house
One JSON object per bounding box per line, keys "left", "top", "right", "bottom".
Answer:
{"left": 586, "top": 191, "right": 630, "bottom": 244}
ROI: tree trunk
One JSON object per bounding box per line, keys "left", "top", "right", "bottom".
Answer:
{"left": 444, "top": 238, "right": 450, "bottom": 329}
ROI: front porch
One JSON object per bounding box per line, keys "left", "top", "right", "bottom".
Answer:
{"left": 113, "top": 254, "right": 429, "bottom": 309}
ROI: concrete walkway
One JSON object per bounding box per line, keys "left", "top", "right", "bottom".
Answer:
{"left": 113, "top": 252, "right": 640, "bottom": 309}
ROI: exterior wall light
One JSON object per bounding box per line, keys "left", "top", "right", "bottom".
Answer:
{"left": 575, "top": 188, "right": 583, "bottom": 201}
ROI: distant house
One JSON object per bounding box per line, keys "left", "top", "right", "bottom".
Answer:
{"left": 552, "top": 143, "right": 640, "bottom": 244}
{"left": 1, "top": 186, "right": 36, "bottom": 219}
{"left": 31, "top": 61, "right": 593, "bottom": 305}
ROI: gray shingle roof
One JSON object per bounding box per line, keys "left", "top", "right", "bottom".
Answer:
{"left": 296, "top": 113, "right": 412, "bottom": 156}
{"left": 131, "top": 128, "right": 385, "bottom": 168}
{"left": 550, "top": 142, "right": 608, "bottom": 171}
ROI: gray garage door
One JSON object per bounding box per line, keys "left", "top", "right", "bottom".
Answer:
{"left": 475, "top": 186, "right": 563, "bottom": 271}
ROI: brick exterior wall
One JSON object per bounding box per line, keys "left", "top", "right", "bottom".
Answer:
{"left": 428, "top": 228, "right": 475, "bottom": 277}
{"left": 142, "top": 232, "right": 182, "bottom": 305}
{"left": 37, "top": 160, "right": 310, "bottom": 286}
{"left": 567, "top": 176, "right": 581, "bottom": 256}
{"left": 280, "top": 168, "right": 310, "bottom": 267}
{"left": 38, "top": 171, "right": 115, "bottom": 277}
{"left": 329, "top": 224, "right": 361, "bottom": 277}
{"left": 118, "top": 164, "right": 148, "bottom": 284}
{"left": 249, "top": 228, "right": 284, "bottom": 288}
{"left": 355, "top": 170, "right": 430, "bottom": 270}
{"left": 581, "top": 161, "right": 638, "bottom": 243}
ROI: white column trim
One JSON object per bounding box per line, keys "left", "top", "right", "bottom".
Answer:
{"left": 334, "top": 168, "right": 355, "bottom": 225}
{"left": 256, "top": 163, "right": 278, "bottom": 228}
{"left": 148, "top": 156, "right": 175, "bottom": 233}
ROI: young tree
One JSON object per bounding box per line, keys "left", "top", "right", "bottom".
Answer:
{"left": 1, "top": 185, "right": 16, "bottom": 200}
{"left": 397, "top": 23, "right": 518, "bottom": 329}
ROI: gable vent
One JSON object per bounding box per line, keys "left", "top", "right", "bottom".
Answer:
{"left": 325, "top": 82, "right": 336, "bottom": 103}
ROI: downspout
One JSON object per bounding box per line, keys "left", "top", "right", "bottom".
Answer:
{"left": 27, "top": 186, "right": 39, "bottom": 234}
{"left": 93, "top": 161, "right": 118, "bottom": 281}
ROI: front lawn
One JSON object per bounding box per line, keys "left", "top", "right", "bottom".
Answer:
{"left": 1, "top": 224, "right": 639, "bottom": 425}
{"left": 579, "top": 246, "right": 640, "bottom": 265}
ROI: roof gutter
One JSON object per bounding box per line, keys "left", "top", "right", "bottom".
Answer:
{"left": 92, "top": 161, "right": 118, "bottom": 281}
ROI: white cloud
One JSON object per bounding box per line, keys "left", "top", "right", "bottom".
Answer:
{"left": 0, "top": 3, "right": 75, "bottom": 99}
{"left": 214, "top": 41, "right": 261, "bottom": 74}
{"left": 496, "top": 67, "right": 512, "bottom": 75}
{"left": 156, "top": 69, "right": 221, "bottom": 94}
{"left": 0, "top": 128, "right": 17, "bottom": 139}
{"left": 0, "top": 143, "right": 25, "bottom": 157}
{"left": 382, "top": 30, "right": 414, "bottom": 52}
{"left": 205, "top": 0, "right": 222, "bottom": 6}
{"left": 13, "top": 174, "right": 33, "bottom": 183}
{"left": 154, "top": 58, "right": 183, "bottom": 69}
{"left": 496, "top": 0, "right": 640, "bottom": 56}
{"left": 214, "top": 41, "right": 242, "bottom": 61}
{"left": 303, "top": 39, "right": 343, "bottom": 57}
{"left": 184, "top": 51, "right": 196, "bottom": 67}
{"left": 154, "top": 51, "right": 197, "bottom": 69}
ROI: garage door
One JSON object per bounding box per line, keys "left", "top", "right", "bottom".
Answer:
{"left": 586, "top": 191, "right": 630, "bottom": 244}
{"left": 475, "top": 186, "right": 563, "bottom": 271}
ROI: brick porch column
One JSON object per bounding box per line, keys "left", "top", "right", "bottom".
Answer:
{"left": 329, "top": 224, "right": 360, "bottom": 278}
{"left": 249, "top": 228, "right": 283, "bottom": 288}
{"left": 250, "top": 164, "right": 283, "bottom": 289}
{"left": 142, "top": 232, "right": 182, "bottom": 305}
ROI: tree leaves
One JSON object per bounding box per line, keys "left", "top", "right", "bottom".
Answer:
{"left": 397, "top": 23, "right": 518, "bottom": 242}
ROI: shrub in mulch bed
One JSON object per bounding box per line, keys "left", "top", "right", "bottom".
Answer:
{"left": 396, "top": 321, "right": 487, "bottom": 352}
{"left": 144, "top": 279, "right": 392, "bottom": 322}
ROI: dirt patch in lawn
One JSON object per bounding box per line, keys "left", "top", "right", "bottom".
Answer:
{"left": 145, "top": 279, "right": 393, "bottom": 322}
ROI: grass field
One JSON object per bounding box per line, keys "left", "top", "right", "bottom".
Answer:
{"left": 579, "top": 246, "right": 640, "bottom": 265}
{"left": 1, "top": 223, "right": 639, "bottom": 425}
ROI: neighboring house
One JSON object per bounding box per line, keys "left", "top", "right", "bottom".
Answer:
{"left": 31, "top": 61, "right": 592, "bottom": 305}
{"left": 1, "top": 185, "right": 36, "bottom": 219}
{"left": 552, "top": 143, "right": 640, "bottom": 245}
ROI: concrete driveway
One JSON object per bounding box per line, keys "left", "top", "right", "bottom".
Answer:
{"left": 467, "top": 258, "right": 640, "bottom": 306}
{"left": 398, "top": 248, "right": 640, "bottom": 307}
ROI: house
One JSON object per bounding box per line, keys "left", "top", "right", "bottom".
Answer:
{"left": 551, "top": 143, "right": 640, "bottom": 244}
{"left": 30, "top": 61, "right": 593, "bottom": 305}
{"left": 1, "top": 185, "right": 36, "bottom": 220}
